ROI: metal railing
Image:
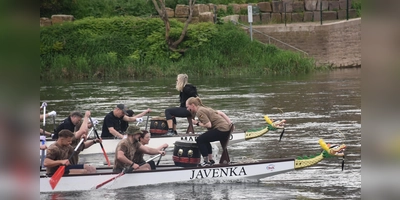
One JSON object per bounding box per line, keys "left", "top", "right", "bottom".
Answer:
{"left": 232, "top": 20, "right": 309, "bottom": 56}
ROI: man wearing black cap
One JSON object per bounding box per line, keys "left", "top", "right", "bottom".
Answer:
{"left": 113, "top": 126, "right": 165, "bottom": 173}
{"left": 101, "top": 104, "right": 151, "bottom": 138}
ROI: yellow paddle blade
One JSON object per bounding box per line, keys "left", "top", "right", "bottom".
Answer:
{"left": 264, "top": 115, "right": 273, "bottom": 125}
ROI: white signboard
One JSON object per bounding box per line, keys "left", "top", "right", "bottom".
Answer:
{"left": 247, "top": 5, "right": 253, "bottom": 23}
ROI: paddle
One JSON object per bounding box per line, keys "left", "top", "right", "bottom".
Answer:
{"left": 89, "top": 117, "right": 111, "bottom": 166}
{"left": 95, "top": 154, "right": 162, "bottom": 189}
{"left": 156, "top": 148, "right": 166, "bottom": 166}
{"left": 144, "top": 112, "right": 150, "bottom": 131}
{"left": 49, "top": 137, "right": 85, "bottom": 190}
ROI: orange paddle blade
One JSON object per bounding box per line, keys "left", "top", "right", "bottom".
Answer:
{"left": 49, "top": 166, "right": 65, "bottom": 190}
{"left": 101, "top": 147, "right": 111, "bottom": 166}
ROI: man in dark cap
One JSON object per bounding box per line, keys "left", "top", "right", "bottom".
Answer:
{"left": 53, "top": 111, "right": 83, "bottom": 139}
{"left": 113, "top": 126, "right": 165, "bottom": 173}
{"left": 101, "top": 104, "right": 151, "bottom": 138}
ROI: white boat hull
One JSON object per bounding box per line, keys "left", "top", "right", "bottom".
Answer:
{"left": 40, "top": 158, "right": 295, "bottom": 192}
{"left": 44, "top": 132, "right": 246, "bottom": 155}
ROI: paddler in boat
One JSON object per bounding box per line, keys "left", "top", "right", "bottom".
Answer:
{"left": 113, "top": 125, "right": 166, "bottom": 173}
{"left": 133, "top": 130, "right": 168, "bottom": 170}
{"left": 44, "top": 128, "right": 97, "bottom": 175}
{"left": 70, "top": 111, "right": 102, "bottom": 166}
{"left": 101, "top": 104, "right": 151, "bottom": 139}
{"left": 185, "top": 97, "right": 233, "bottom": 167}
{"left": 53, "top": 111, "right": 84, "bottom": 139}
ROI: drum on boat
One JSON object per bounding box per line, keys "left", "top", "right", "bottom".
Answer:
{"left": 149, "top": 117, "right": 168, "bottom": 135}
{"left": 173, "top": 140, "right": 200, "bottom": 167}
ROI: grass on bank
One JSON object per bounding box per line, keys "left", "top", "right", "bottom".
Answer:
{"left": 40, "top": 16, "right": 319, "bottom": 79}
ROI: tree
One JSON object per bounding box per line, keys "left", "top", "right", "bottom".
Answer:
{"left": 151, "top": 0, "right": 196, "bottom": 52}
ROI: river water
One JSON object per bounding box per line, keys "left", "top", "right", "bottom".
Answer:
{"left": 40, "top": 68, "right": 361, "bottom": 199}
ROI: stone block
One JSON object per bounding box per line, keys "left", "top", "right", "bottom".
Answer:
{"left": 239, "top": 4, "right": 248, "bottom": 12}
{"left": 191, "top": 17, "right": 200, "bottom": 23}
{"left": 208, "top": 4, "right": 216, "bottom": 12}
{"left": 258, "top": 2, "right": 272, "bottom": 12}
{"left": 40, "top": 17, "right": 52, "bottom": 27}
{"left": 229, "top": 3, "right": 241, "bottom": 14}
{"left": 339, "top": 0, "right": 352, "bottom": 10}
{"left": 282, "top": 13, "right": 292, "bottom": 23}
{"left": 291, "top": 13, "right": 303, "bottom": 22}
{"left": 198, "top": 4, "right": 210, "bottom": 13}
{"left": 51, "top": 15, "right": 74, "bottom": 24}
{"left": 316, "top": 0, "right": 329, "bottom": 10}
{"left": 329, "top": 1, "right": 340, "bottom": 11}
{"left": 199, "top": 12, "right": 214, "bottom": 22}
{"left": 239, "top": 15, "right": 248, "bottom": 23}
{"left": 292, "top": 1, "right": 305, "bottom": 12}
{"left": 305, "top": 0, "right": 318, "bottom": 11}
{"left": 222, "top": 15, "right": 239, "bottom": 23}
{"left": 261, "top": 13, "right": 271, "bottom": 23}
{"left": 349, "top": 9, "right": 358, "bottom": 18}
{"left": 322, "top": 11, "right": 337, "bottom": 20}
{"left": 175, "top": 4, "right": 189, "bottom": 18}
{"left": 252, "top": 14, "right": 261, "bottom": 23}
{"left": 284, "top": 2, "right": 293, "bottom": 12}
{"left": 166, "top": 7, "right": 175, "bottom": 18}
{"left": 216, "top": 5, "right": 227, "bottom": 12}
{"left": 304, "top": 11, "right": 314, "bottom": 21}
{"left": 337, "top": 10, "right": 346, "bottom": 19}
{"left": 271, "top": 1, "right": 283, "bottom": 13}
{"left": 313, "top": 11, "right": 321, "bottom": 21}
{"left": 271, "top": 12, "right": 282, "bottom": 23}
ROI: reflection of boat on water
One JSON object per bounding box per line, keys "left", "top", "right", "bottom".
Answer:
{"left": 40, "top": 138, "right": 346, "bottom": 193}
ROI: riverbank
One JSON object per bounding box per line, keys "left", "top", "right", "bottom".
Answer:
{"left": 40, "top": 16, "right": 320, "bottom": 80}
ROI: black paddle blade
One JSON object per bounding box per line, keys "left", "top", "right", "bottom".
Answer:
{"left": 279, "top": 128, "right": 285, "bottom": 142}
{"left": 341, "top": 155, "right": 345, "bottom": 171}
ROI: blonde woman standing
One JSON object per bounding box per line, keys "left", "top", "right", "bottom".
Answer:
{"left": 164, "top": 74, "right": 198, "bottom": 136}
{"left": 185, "top": 97, "right": 233, "bottom": 167}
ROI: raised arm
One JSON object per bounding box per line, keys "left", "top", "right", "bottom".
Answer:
{"left": 139, "top": 145, "right": 165, "bottom": 156}
{"left": 123, "top": 108, "right": 151, "bottom": 122}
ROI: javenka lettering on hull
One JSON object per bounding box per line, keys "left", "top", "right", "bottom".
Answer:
{"left": 189, "top": 167, "right": 247, "bottom": 180}
{"left": 181, "top": 134, "right": 233, "bottom": 142}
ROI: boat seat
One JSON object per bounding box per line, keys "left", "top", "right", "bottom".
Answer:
{"left": 219, "top": 124, "right": 234, "bottom": 165}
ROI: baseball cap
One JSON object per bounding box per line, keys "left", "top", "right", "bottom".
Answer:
{"left": 126, "top": 109, "right": 134, "bottom": 117}
{"left": 126, "top": 125, "right": 143, "bottom": 135}
{"left": 116, "top": 104, "right": 128, "bottom": 115}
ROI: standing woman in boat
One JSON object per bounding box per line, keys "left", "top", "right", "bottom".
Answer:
{"left": 164, "top": 74, "right": 198, "bottom": 136}
{"left": 185, "top": 97, "right": 233, "bottom": 167}
{"left": 133, "top": 131, "right": 168, "bottom": 170}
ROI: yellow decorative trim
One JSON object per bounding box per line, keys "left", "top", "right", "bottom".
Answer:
{"left": 264, "top": 115, "right": 273, "bottom": 125}
{"left": 319, "top": 138, "right": 330, "bottom": 152}
{"left": 245, "top": 126, "right": 269, "bottom": 140}
{"left": 294, "top": 153, "right": 324, "bottom": 169}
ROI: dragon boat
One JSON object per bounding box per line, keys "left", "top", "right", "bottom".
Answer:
{"left": 40, "top": 118, "right": 346, "bottom": 193}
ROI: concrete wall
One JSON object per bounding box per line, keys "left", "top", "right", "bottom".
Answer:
{"left": 251, "top": 18, "right": 361, "bottom": 67}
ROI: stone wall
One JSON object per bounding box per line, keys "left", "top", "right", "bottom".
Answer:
{"left": 251, "top": 18, "right": 361, "bottom": 67}
{"left": 235, "top": 0, "right": 357, "bottom": 24}
{"left": 40, "top": 15, "right": 74, "bottom": 27}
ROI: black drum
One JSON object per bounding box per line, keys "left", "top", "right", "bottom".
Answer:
{"left": 149, "top": 117, "right": 168, "bottom": 135}
{"left": 173, "top": 140, "right": 201, "bottom": 167}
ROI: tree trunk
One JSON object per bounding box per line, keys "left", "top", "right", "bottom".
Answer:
{"left": 151, "top": 0, "right": 196, "bottom": 52}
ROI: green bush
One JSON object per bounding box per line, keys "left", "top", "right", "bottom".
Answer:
{"left": 40, "top": 16, "right": 317, "bottom": 79}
